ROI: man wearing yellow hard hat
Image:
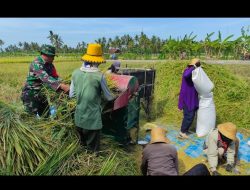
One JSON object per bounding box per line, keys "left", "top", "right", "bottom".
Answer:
{"left": 141, "top": 124, "right": 210, "bottom": 176}
{"left": 203, "top": 122, "right": 240, "bottom": 175}
{"left": 69, "top": 43, "right": 115, "bottom": 153}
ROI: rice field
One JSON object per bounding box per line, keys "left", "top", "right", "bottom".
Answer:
{"left": 0, "top": 56, "right": 250, "bottom": 175}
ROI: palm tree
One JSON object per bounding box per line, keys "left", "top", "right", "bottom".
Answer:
{"left": 0, "top": 39, "right": 4, "bottom": 52}
{"left": 120, "top": 34, "right": 133, "bottom": 52}
{"left": 23, "top": 42, "right": 30, "bottom": 52}
{"left": 139, "top": 32, "right": 151, "bottom": 54}
{"left": 113, "top": 36, "right": 121, "bottom": 49}
{"left": 18, "top": 42, "right": 23, "bottom": 49}
{"left": 107, "top": 38, "right": 113, "bottom": 48}
{"left": 76, "top": 41, "right": 86, "bottom": 52}
{"left": 5, "top": 44, "right": 19, "bottom": 54}
{"left": 101, "top": 37, "right": 107, "bottom": 51}
{"left": 150, "top": 35, "right": 157, "bottom": 54}
{"left": 62, "top": 44, "right": 69, "bottom": 54}
{"left": 30, "top": 42, "right": 40, "bottom": 52}
{"left": 47, "top": 31, "right": 54, "bottom": 45}
{"left": 47, "top": 30, "right": 64, "bottom": 50}
{"left": 53, "top": 35, "right": 64, "bottom": 50}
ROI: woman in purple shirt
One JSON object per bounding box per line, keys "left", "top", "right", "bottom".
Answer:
{"left": 178, "top": 58, "right": 201, "bottom": 139}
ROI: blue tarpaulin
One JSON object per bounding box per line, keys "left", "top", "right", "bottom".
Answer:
{"left": 140, "top": 128, "right": 250, "bottom": 163}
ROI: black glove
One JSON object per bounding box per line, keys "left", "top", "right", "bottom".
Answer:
{"left": 226, "top": 164, "right": 233, "bottom": 172}
{"left": 212, "top": 171, "right": 221, "bottom": 176}
{"left": 195, "top": 62, "right": 201, "bottom": 67}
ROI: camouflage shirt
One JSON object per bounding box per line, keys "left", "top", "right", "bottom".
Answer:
{"left": 22, "top": 56, "right": 61, "bottom": 95}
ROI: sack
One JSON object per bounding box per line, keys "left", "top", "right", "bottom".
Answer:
{"left": 199, "top": 92, "right": 214, "bottom": 108}
{"left": 196, "top": 93, "right": 216, "bottom": 137}
{"left": 192, "top": 67, "right": 214, "bottom": 95}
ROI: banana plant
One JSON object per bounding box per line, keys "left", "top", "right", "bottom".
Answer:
{"left": 203, "top": 32, "right": 215, "bottom": 58}
{"left": 213, "top": 31, "right": 234, "bottom": 58}
{"left": 220, "top": 34, "right": 234, "bottom": 59}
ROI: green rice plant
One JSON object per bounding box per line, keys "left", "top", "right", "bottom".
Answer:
{"left": 56, "top": 136, "right": 140, "bottom": 175}
{"left": 105, "top": 73, "right": 119, "bottom": 91}
{"left": 0, "top": 101, "right": 53, "bottom": 175}
{"left": 32, "top": 88, "right": 78, "bottom": 143}
{"left": 95, "top": 151, "right": 119, "bottom": 175}
{"left": 0, "top": 56, "right": 81, "bottom": 64}
{"left": 32, "top": 139, "right": 79, "bottom": 175}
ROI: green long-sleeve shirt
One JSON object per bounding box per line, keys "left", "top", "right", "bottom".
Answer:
{"left": 70, "top": 68, "right": 114, "bottom": 130}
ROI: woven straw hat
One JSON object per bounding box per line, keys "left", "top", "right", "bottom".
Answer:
{"left": 150, "top": 125, "right": 170, "bottom": 144}
{"left": 189, "top": 58, "right": 200, "bottom": 66}
{"left": 218, "top": 122, "right": 237, "bottom": 141}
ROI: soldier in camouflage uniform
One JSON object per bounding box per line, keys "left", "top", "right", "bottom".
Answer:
{"left": 21, "top": 45, "right": 70, "bottom": 117}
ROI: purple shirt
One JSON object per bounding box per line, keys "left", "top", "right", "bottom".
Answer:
{"left": 178, "top": 66, "right": 199, "bottom": 111}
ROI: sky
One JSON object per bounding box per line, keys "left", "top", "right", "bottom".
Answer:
{"left": 0, "top": 18, "right": 250, "bottom": 48}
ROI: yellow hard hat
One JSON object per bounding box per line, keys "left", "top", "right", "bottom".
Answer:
{"left": 81, "top": 43, "right": 106, "bottom": 64}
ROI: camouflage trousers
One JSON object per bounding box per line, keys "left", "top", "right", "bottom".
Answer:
{"left": 21, "top": 89, "right": 49, "bottom": 117}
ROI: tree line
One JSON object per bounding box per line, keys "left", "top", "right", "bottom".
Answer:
{"left": 1, "top": 27, "right": 250, "bottom": 59}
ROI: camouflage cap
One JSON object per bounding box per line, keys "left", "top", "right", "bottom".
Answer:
{"left": 41, "top": 45, "right": 56, "bottom": 56}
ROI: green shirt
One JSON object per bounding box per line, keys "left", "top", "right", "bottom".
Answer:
{"left": 71, "top": 68, "right": 114, "bottom": 130}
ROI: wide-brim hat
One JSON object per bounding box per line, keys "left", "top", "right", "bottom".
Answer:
{"left": 218, "top": 122, "right": 237, "bottom": 141}
{"left": 82, "top": 43, "right": 106, "bottom": 64}
{"left": 41, "top": 45, "right": 56, "bottom": 56}
{"left": 149, "top": 124, "right": 170, "bottom": 144}
{"left": 189, "top": 58, "right": 200, "bottom": 66}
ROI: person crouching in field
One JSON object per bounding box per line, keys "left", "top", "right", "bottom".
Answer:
{"left": 203, "top": 122, "right": 240, "bottom": 176}
{"left": 141, "top": 125, "right": 210, "bottom": 176}
{"left": 69, "top": 43, "right": 115, "bottom": 153}
{"left": 178, "top": 58, "right": 201, "bottom": 139}
{"left": 21, "top": 45, "right": 70, "bottom": 117}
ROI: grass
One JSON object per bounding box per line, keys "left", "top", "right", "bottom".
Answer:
{"left": 224, "top": 65, "right": 250, "bottom": 84}
{"left": 0, "top": 55, "right": 82, "bottom": 64}
{"left": 0, "top": 56, "right": 250, "bottom": 175}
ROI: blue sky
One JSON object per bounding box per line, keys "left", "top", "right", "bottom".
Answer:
{"left": 0, "top": 18, "right": 250, "bottom": 48}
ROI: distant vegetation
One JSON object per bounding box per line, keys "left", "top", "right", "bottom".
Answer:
{"left": 1, "top": 26, "right": 250, "bottom": 60}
